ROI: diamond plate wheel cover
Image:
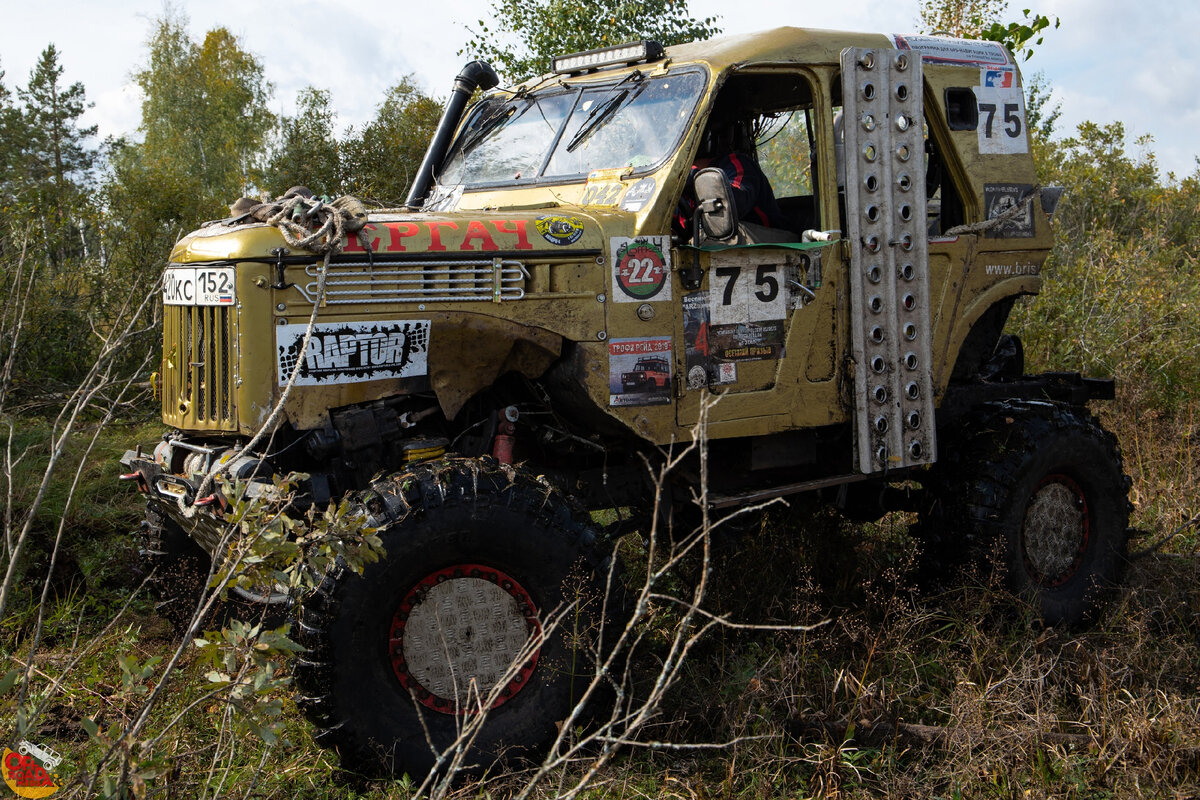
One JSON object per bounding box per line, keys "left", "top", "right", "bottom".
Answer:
{"left": 389, "top": 564, "right": 541, "bottom": 715}
{"left": 1022, "top": 474, "right": 1090, "bottom": 587}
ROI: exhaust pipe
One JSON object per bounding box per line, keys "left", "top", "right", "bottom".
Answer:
{"left": 405, "top": 61, "right": 500, "bottom": 209}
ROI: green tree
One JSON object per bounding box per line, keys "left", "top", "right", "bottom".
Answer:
{"left": 90, "top": 14, "right": 276, "bottom": 389}
{"left": 17, "top": 44, "right": 97, "bottom": 267}
{"left": 131, "top": 13, "right": 275, "bottom": 223}
{"left": 265, "top": 87, "right": 342, "bottom": 198}
{"left": 341, "top": 78, "right": 441, "bottom": 206}
{"left": 0, "top": 61, "right": 28, "bottom": 214}
{"left": 918, "top": 0, "right": 1006, "bottom": 37}
{"left": 1012, "top": 121, "right": 1200, "bottom": 409}
{"left": 0, "top": 45, "right": 106, "bottom": 391}
{"left": 918, "top": 0, "right": 1057, "bottom": 61}
{"left": 464, "top": 0, "right": 721, "bottom": 83}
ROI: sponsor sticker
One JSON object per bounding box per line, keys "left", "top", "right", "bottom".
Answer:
{"left": 683, "top": 291, "right": 736, "bottom": 388}
{"left": 984, "top": 261, "right": 1040, "bottom": 277}
{"left": 618, "top": 177, "right": 656, "bottom": 212}
{"left": 277, "top": 320, "right": 430, "bottom": 386}
{"left": 892, "top": 34, "right": 1011, "bottom": 66}
{"left": 983, "top": 183, "right": 1036, "bottom": 238}
{"left": 609, "top": 336, "right": 673, "bottom": 407}
{"left": 983, "top": 68, "right": 1014, "bottom": 88}
{"left": 612, "top": 236, "right": 672, "bottom": 302}
{"left": 4, "top": 741, "right": 63, "bottom": 798}
{"left": 535, "top": 215, "right": 585, "bottom": 246}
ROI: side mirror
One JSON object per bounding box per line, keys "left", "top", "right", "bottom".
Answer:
{"left": 693, "top": 167, "right": 736, "bottom": 241}
{"left": 1041, "top": 186, "right": 1065, "bottom": 220}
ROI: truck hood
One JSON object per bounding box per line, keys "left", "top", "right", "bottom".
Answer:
{"left": 170, "top": 209, "right": 611, "bottom": 263}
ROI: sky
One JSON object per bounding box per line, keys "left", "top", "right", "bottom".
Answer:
{"left": 2, "top": 0, "right": 1196, "bottom": 178}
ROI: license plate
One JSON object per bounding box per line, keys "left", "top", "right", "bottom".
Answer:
{"left": 163, "top": 267, "right": 236, "bottom": 306}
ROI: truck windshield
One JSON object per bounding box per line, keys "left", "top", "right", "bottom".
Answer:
{"left": 438, "top": 68, "right": 706, "bottom": 188}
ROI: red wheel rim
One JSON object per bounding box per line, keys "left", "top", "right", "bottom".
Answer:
{"left": 388, "top": 564, "right": 541, "bottom": 715}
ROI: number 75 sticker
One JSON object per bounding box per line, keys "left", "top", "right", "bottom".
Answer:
{"left": 976, "top": 69, "right": 1029, "bottom": 155}
{"left": 708, "top": 263, "right": 787, "bottom": 325}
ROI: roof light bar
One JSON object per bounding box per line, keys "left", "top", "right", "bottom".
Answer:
{"left": 552, "top": 40, "right": 665, "bottom": 74}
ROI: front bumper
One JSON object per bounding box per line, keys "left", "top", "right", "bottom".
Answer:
{"left": 121, "top": 443, "right": 280, "bottom": 555}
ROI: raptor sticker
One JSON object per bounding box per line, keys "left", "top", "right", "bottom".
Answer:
{"left": 612, "top": 236, "right": 672, "bottom": 302}
{"left": 277, "top": 320, "right": 430, "bottom": 386}
{"left": 535, "top": 215, "right": 585, "bottom": 246}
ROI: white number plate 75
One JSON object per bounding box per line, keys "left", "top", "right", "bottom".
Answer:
{"left": 163, "top": 267, "right": 236, "bottom": 306}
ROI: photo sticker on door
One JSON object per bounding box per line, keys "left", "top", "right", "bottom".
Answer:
{"left": 683, "top": 291, "right": 737, "bottom": 388}
{"left": 609, "top": 336, "right": 673, "bottom": 407}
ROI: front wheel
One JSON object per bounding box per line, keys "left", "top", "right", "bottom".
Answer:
{"left": 921, "top": 401, "right": 1130, "bottom": 625}
{"left": 294, "top": 458, "right": 617, "bottom": 778}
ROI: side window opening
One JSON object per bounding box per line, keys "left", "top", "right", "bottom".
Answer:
{"left": 831, "top": 76, "right": 847, "bottom": 235}
{"left": 831, "top": 72, "right": 967, "bottom": 237}
{"left": 693, "top": 73, "right": 822, "bottom": 237}
{"left": 756, "top": 106, "right": 818, "bottom": 231}
{"left": 925, "top": 118, "right": 966, "bottom": 234}
{"left": 944, "top": 87, "right": 978, "bottom": 131}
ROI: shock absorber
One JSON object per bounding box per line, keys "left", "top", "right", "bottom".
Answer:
{"left": 492, "top": 406, "right": 519, "bottom": 464}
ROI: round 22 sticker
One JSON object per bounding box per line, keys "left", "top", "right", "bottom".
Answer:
{"left": 612, "top": 236, "right": 672, "bottom": 302}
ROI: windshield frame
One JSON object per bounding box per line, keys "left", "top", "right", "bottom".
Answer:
{"left": 435, "top": 65, "right": 710, "bottom": 192}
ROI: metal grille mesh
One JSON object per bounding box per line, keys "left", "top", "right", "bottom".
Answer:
{"left": 162, "top": 304, "right": 237, "bottom": 428}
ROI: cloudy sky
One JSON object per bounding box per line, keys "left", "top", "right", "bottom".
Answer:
{"left": 3, "top": 0, "right": 1195, "bottom": 177}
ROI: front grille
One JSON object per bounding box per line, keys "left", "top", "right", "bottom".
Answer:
{"left": 292, "top": 258, "right": 528, "bottom": 305}
{"left": 163, "top": 304, "right": 237, "bottom": 429}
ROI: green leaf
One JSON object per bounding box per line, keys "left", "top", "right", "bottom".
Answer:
{"left": 81, "top": 717, "right": 100, "bottom": 739}
{"left": 0, "top": 668, "right": 20, "bottom": 695}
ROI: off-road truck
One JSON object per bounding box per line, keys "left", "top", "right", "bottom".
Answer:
{"left": 122, "top": 27, "right": 1130, "bottom": 777}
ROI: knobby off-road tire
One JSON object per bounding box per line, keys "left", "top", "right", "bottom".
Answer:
{"left": 141, "top": 503, "right": 211, "bottom": 631}
{"left": 293, "top": 458, "right": 618, "bottom": 779}
{"left": 921, "top": 401, "right": 1130, "bottom": 626}
{"left": 141, "top": 504, "right": 290, "bottom": 631}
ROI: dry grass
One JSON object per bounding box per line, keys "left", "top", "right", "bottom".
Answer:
{"left": 4, "top": 394, "right": 1199, "bottom": 800}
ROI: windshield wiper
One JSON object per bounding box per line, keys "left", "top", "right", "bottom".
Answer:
{"left": 565, "top": 71, "right": 645, "bottom": 153}
{"left": 458, "top": 97, "right": 530, "bottom": 155}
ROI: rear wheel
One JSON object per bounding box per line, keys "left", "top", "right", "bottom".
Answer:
{"left": 294, "top": 458, "right": 617, "bottom": 778}
{"left": 920, "top": 401, "right": 1130, "bottom": 625}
